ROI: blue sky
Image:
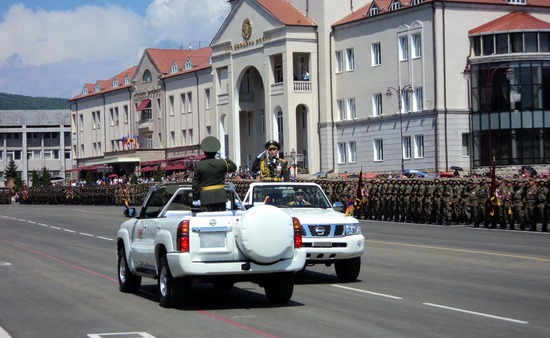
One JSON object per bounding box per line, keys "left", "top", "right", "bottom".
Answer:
{"left": 0, "top": 0, "right": 230, "bottom": 99}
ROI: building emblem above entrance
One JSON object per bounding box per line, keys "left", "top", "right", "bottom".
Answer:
{"left": 242, "top": 18, "right": 252, "bottom": 40}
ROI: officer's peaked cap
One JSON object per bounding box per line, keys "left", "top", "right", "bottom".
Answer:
{"left": 201, "top": 136, "right": 221, "bottom": 152}
{"left": 265, "top": 140, "right": 281, "bottom": 149}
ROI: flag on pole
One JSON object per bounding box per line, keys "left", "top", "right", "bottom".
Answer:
{"left": 345, "top": 166, "right": 363, "bottom": 216}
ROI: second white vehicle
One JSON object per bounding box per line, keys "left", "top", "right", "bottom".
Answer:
{"left": 243, "top": 182, "right": 365, "bottom": 282}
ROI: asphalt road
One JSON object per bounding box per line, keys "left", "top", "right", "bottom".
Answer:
{"left": 0, "top": 204, "right": 549, "bottom": 338}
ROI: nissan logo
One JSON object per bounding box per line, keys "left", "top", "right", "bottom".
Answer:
{"left": 315, "top": 226, "right": 325, "bottom": 235}
{"left": 209, "top": 219, "right": 217, "bottom": 226}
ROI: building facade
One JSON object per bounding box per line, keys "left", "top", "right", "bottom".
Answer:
{"left": 0, "top": 110, "right": 71, "bottom": 187}
{"left": 69, "top": 0, "right": 550, "bottom": 177}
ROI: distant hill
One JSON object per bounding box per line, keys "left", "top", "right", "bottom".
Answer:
{"left": 0, "top": 92, "right": 69, "bottom": 110}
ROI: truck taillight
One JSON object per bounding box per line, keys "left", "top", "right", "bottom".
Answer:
{"left": 292, "top": 217, "right": 302, "bottom": 248}
{"left": 177, "top": 220, "right": 189, "bottom": 252}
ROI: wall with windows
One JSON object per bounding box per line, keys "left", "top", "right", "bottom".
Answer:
{"left": 0, "top": 110, "right": 71, "bottom": 187}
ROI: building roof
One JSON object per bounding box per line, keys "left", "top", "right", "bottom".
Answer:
{"left": 69, "top": 66, "right": 137, "bottom": 101}
{"left": 334, "top": 0, "right": 550, "bottom": 27}
{"left": 145, "top": 47, "right": 212, "bottom": 78}
{"left": 469, "top": 11, "right": 550, "bottom": 35}
{"left": 256, "top": 0, "right": 316, "bottom": 26}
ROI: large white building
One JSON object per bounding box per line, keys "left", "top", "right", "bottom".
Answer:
{"left": 69, "top": 0, "right": 550, "bottom": 177}
{"left": 0, "top": 109, "right": 71, "bottom": 187}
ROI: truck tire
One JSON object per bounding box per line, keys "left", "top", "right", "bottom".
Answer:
{"left": 158, "top": 255, "right": 188, "bottom": 308}
{"left": 118, "top": 247, "right": 141, "bottom": 293}
{"left": 335, "top": 257, "right": 361, "bottom": 282}
{"left": 236, "top": 204, "right": 294, "bottom": 264}
{"left": 264, "top": 272, "right": 295, "bottom": 304}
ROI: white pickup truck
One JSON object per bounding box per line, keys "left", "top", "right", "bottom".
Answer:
{"left": 116, "top": 183, "right": 306, "bottom": 308}
{"left": 243, "top": 182, "right": 365, "bottom": 282}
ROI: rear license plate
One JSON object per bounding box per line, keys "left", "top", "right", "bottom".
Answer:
{"left": 200, "top": 232, "right": 226, "bottom": 248}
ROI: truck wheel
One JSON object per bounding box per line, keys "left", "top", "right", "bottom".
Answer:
{"left": 335, "top": 257, "right": 361, "bottom": 282}
{"left": 264, "top": 272, "right": 295, "bottom": 304}
{"left": 118, "top": 247, "right": 141, "bottom": 293}
{"left": 158, "top": 255, "right": 187, "bottom": 308}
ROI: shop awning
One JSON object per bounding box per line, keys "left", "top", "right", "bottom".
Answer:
{"left": 164, "top": 162, "right": 190, "bottom": 171}
{"left": 64, "top": 164, "right": 102, "bottom": 172}
{"left": 136, "top": 99, "right": 151, "bottom": 111}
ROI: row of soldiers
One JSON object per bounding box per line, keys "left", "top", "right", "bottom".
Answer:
{"left": 349, "top": 177, "right": 548, "bottom": 232}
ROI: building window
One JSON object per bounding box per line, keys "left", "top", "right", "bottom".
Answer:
{"left": 146, "top": 135, "right": 153, "bottom": 149}
{"left": 368, "top": 5, "right": 379, "bottom": 16}
{"left": 180, "top": 93, "right": 186, "bottom": 114}
{"left": 345, "top": 48, "right": 355, "bottom": 71}
{"left": 373, "top": 93, "right": 383, "bottom": 116}
{"left": 347, "top": 98, "right": 356, "bottom": 120}
{"left": 205, "top": 88, "right": 211, "bottom": 109}
{"left": 412, "top": 34, "right": 422, "bottom": 58}
{"left": 170, "top": 61, "right": 179, "bottom": 74}
{"left": 337, "top": 142, "right": 346, "bottom": 164}
{"left": 390, "top": 0, "right": 401, "bottom": 11}
{"left": 374, "top": 139, "right": 383, "bottom": 161}
{"left": 371, "top": 43, "right": 381, "bottom": 66}
{"left": 169, "top": 96, "right": 174, "bottom": 116}
{"left": 403, "top": 90, "right": 411, "bottom": 113}
{"left": 462, "top": 133, "right": 470, "bottom": 157}
{"left": 184, "top": 58, "right": 193, "bottom": 70}
{"left": 337, "top": 99, "right": 345, "bottom": 121}
{"left": 403, "top": 136, "right": 412, "bottom": 160}
{"left": 413, "top": 87, "right": 423, "bottom": 111}
{"left": 170, "top": 131, "right": 175, "bottom": 147}
{"left": 399, "top": 36, "right": 408, "bottom": 61}
{"left": 143, "top": 70, "right": 152, "bottom": 83}
{"left": 348, "top": 141, "right": 357, "bottom": 163}
{"left": 182, "top": 130, "right": 187, "bottom": 145}
{"left": 335, "top": 51, "right": 343, "bottom": 73}
{"left": 506, "top": 0, "right": 526, "bottom": 4}
{"left": 414, "top": 135, "right": 424, "bottom": 158}
{"left": 187, "top": 92, "right": 193, "bottom": 113}
{"left": 411, "top": 0, "right": 424, "bottom": 5}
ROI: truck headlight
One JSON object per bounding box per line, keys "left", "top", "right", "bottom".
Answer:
{"left": 345, "top": 223, "right": 361, "bottom": 235}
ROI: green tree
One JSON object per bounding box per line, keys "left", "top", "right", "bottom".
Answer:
{"left": 15, "top": 174, "right": 23, "bottom": 190}
{"left": 154, "top": 164, "right": 163, "bottom": 182}
{"left": 3, "top": 159, "right": 18, "bottom": 188}
{"left": 31, "top": 171, "right": 40, "bottom": 187}
{"left": 85, "top": 171, "right": 94, "bottom": 186}
{"left": 41, "top": 167, "right": 52, "bottom": 187}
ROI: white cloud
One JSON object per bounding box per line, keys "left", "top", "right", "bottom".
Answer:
{"left": 0, "top": 1, "right": 230, "bottom": 98}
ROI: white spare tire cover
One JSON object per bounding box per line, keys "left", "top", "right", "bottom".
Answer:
{"left": 237, "top": 204, "right": 294, "bottom": 264}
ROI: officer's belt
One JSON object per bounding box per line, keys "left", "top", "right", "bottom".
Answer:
{"left": 200, "top": 184, "right": 225, "bottom": 191}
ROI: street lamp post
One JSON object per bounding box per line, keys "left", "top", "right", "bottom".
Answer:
{"left": 462, "top": 63, "right": 514, "bottom": 168}
{"left": 386, "top": 85, "right": 412, "bottom": 176}
{"left": 290, "top": 148, "right": 297, "bottom": 181}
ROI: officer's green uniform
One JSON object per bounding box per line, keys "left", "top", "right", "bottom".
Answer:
{"left": 252, "top": 140, "right": 290, "bottom": 182}
{"left": 192, "top": 136, "right": 237, "bottom": 211}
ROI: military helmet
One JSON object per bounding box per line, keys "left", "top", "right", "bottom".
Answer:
{"left": 264, "top": 140, "right": 281, "bottom": 150}
{"left": 200, "top": 136, "right": 221, "bottom": 152}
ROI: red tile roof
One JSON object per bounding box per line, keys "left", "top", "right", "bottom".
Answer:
{"left": 146, "top": 47, "right": 212, "bottom": 78}
{"left": 469, "top": 11, "right": 550, "bottom": 35}
{"left": 256, "top": 0, "right": 316, "bottom": 26}
{"left": 69, "top": 66, "right": 137, "bottom": 100}
{"left": 334, "top": 0, "right": 550, "bottom": 27}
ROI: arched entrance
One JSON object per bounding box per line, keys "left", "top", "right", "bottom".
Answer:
{"left": 236, "top": 66, "right": 265, "bottom": 170}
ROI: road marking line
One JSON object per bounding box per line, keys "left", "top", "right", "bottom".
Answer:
{"left": 423, "top": 303, "right": 528, "bottom": 324}
{"left": 38, "top": 223, "right": 48, "bottom": 227}
{"left": 96, "top": 236, "right": 113, "bottom": 241}
{"left": 49, "top": 226, "right": 61, "bottom": 230}
{"left": 332, "top": 284, "right": 403, "bottom": 299}
{"left": 366, "top": 240, "right": 550, "bottom": 263}
{"left": 63, "top": 229, "right": 76, "bottom": 234}
{"left": 79, "top": 232, "right": 94, "bottom": 237}
{"left": 27, "top": 221, "right": 36, "bottom": 224}
{"left": 88, "top": 332, "right": 156, "bottom": 338}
